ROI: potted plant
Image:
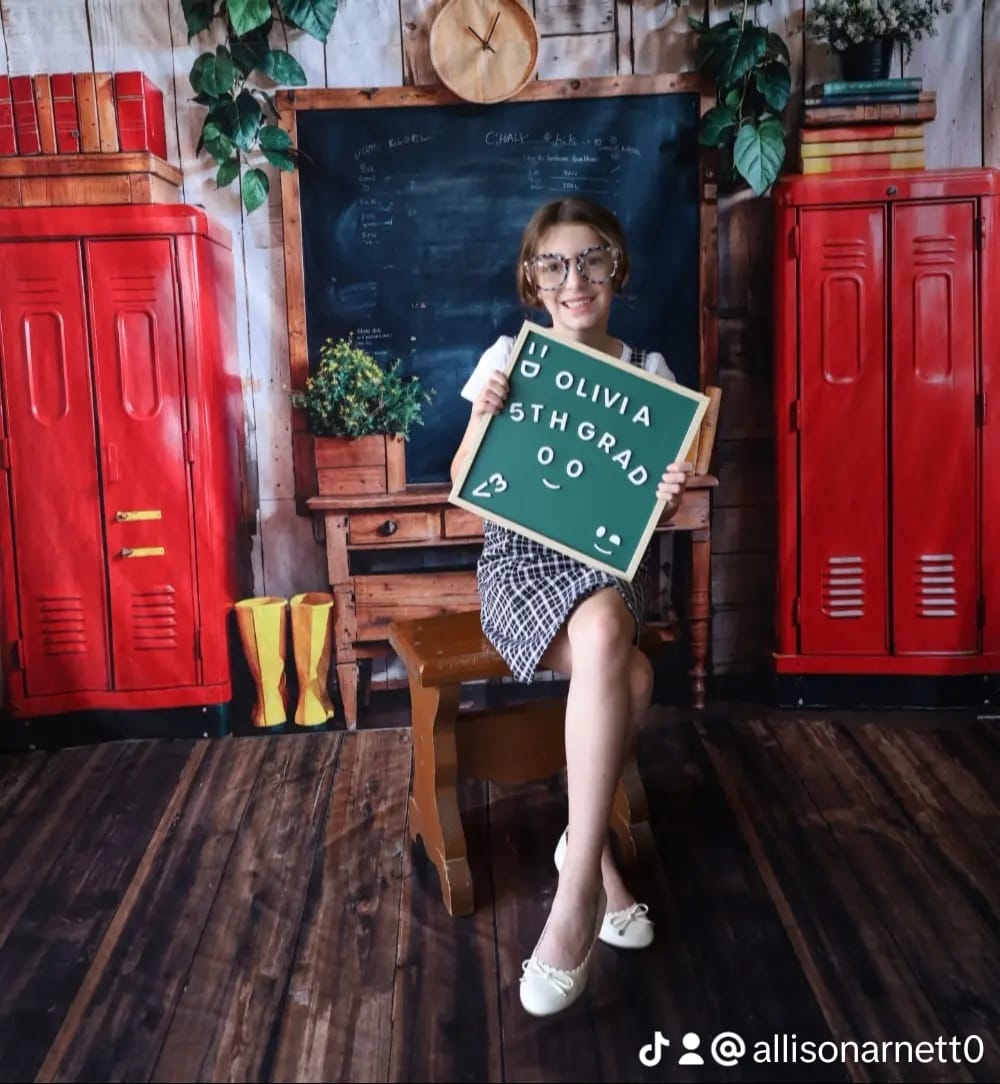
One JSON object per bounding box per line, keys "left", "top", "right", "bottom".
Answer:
{"left": 293, "top": 336, "right": 434, "bottom": 497}
{"left": 807, "top": 0, "right": 955, "bottom": 79}
{"left": 689, "top": 1, "right": 792, "bottom": 196}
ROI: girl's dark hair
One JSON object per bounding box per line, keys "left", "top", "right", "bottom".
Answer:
{"left": 516, "top": 196, "right": 631, "bottom": 306}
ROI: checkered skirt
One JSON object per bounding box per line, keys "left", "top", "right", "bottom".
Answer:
{"left": 476, "top": 348, "right": 651, "bottom": 682}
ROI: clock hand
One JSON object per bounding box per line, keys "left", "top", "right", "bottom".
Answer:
{"left": 466, "top": 23, "right": 497, "bottom": 52}
{"left": 484, "top": 10, "right": 500, "bottom": 49}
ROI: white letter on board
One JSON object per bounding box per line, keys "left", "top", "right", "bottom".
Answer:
{"left": 538, "top": 446, "right": 554, "bottom": 464}
{"left": 631, "top": 404, "right": 651, "bottom": 427}
{"left": 597, "top": 432, "right": 616, "bottom": 453}
{"left": 509, "top": 402, "right": 524, "bottom": 422}
{"left": 555, "top": 370, "right": 573, "bottom": 390}
{"left": 549, "top": 410, "right": 568, "bottom": 431}
{"left": 520, "top": 359, "right": 540, "bottom": 378}
{"left": 613, "top": 448, "right": 632, "bottom": 470}
{"left": 578, "top": 420, "right": 595, "bottom": 441}
{"left": 628, "top": 466, "right": 648, "bottom": 485}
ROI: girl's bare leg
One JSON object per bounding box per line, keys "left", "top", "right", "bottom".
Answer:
{"left": 530, "top": 588, "right": 653, "bottom": 970}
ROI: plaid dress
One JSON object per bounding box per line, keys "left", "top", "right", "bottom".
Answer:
{"left": 477, "top": 348, "right": 651, "bottom": 682}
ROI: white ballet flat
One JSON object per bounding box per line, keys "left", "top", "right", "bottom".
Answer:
{"left": 519, "top": 887, "right": 606, "bottom": 1017}
{"left": 553, "top": 828, "right": 655, "bottom": 950}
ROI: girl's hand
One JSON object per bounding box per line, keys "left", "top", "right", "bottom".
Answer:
{"left": 473, "top": 372, "right": 509, "bottom": 418}
{"left": 656, "top": 460, "right": 692, "bottom": 517}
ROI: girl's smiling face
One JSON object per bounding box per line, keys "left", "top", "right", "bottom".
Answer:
{"left": 530, "top": 223, "right": 617, "bottom": 345}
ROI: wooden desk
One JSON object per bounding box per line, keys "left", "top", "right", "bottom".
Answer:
{"left": 308, "top": 475, "right": 717, "bottom": 727}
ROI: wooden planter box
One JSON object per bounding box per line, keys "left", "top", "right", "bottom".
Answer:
{"left": 312, "top": 433, "right": 407, "bottom": 497}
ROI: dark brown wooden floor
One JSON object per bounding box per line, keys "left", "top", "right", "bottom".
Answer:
{"left": 0, "top": 701, "right": 997, "bottom": 1083}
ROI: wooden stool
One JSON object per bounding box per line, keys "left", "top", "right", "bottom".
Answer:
{"left": 387, "top": 610, "right": 659, "bottom": 916}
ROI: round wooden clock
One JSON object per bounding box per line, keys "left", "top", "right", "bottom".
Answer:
{"left": 429, "top": 0, "right": 540, "bottom": 105}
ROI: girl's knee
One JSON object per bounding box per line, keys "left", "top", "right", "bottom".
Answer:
{"left": 568, "top": 593, "right": 634, "bottom": 662}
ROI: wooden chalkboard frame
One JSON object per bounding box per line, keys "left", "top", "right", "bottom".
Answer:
{"left": 277, "top": 74, "right": 718, "bottom": 508}
{"left": 449, "top": 320, "right": 709, "bottom": 581}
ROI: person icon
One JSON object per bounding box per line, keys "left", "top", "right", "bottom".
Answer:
{"left": 678, "top": 1031, "right": 705, "bottom": 1066}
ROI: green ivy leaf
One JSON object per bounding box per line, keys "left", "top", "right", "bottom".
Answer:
{"left": 212, "top": 46, "right": 237, "bottom": 95}
{"left": 216, "top": 157, "right": 240, "bottom": 188}
{"left": 259, "top": 125, "right": 292, "bottom": 150}
{"left": 241, "top": 167, "right": 269, "bottom": 212}
{"left": 698, "top": 105, "right": 738, "bottom": 147}
{"left": 718, "top": 23, "right": 769, "bottom": 85}
{"left": 230, "top": 26, "right": 272, "bottom": 75}
{"left": 201, "top": 120, "right": 236, "bottom": 162}
{"left": 724, "top": 87, "right": 741, "bottom": 109}
{"left": 733, "top": 117, "right": 786, "bottom": 195}
{"left": 754, "top": 61, "right": 791, "bottom": 112}
{"left": 227, "top": 0, "right": 272, "bottom": 37}
{"left": 767, "top": 31, "right": 791, "bottom": 63}
{"left": 281, "top": 0, "right": 338, "bottom": 41}
{"left": 262, "top": 147, "right": 295, "bottom": 171}
{"left": 263, "top": 49, "right": 307, "bottom": 86}
{"left": 182, "top": 0, "right": 215, "bottom": 38}
{"left": 206, "top": 97, "right": 261, "bottom": 153}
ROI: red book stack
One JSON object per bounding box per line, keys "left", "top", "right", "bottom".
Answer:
{"left": 0, "top": 76, "right": 16, "bottom": 156}
{"left": 114, "top": 72, "right": 167, "bottom": 159}
{"left": 10, "top": 75, "right": 41, "bottom": 155}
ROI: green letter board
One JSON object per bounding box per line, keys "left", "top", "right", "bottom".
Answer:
{"left": 450, "top": 322, "right": 709, "bottom": 580}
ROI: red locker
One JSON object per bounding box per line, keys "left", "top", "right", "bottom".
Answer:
{"left": 0, "top": 205, "right": 246, "bottom": 718}
{"left": 773, "top": 167, "right": 999, "bottom": 678}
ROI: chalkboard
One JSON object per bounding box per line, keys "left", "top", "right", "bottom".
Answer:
{"left": 450, "top": 321, "right": 708, "bottom": 580}
{"left": 282, "top": 76, "right": 711, "bottom": 489}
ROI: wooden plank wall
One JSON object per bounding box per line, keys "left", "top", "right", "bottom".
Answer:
{"left": 0, "top": 0, "right": 995, "bottom": 677}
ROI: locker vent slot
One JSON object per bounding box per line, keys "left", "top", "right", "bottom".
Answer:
{"left": 915, "top": 553, "right": 957, "bottom": 617}
{"left": 820, "top": 238, "right": 867, "bottom": 271}
{"left": 911, "top": 234, "right": 957, "bottom": 267}
{"left": 822, "top": 556, "right": 865, "bottom": 618}
{"left": 131, "top": 587, "right": 179, "bottom": 650}
{"left": 40, "top": 596, "right": 88, "bottom": 655}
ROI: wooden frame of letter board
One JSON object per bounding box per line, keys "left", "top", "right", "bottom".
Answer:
{"left": 449, "top": 321, "right": 709, "bottom": 581}
{"left": 277, "top": 73, "right": 718, "bottom": 511}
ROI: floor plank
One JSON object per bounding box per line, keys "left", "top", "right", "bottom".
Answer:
{"left": 390, "top": 776, "right": 502, "bottom": 1083}
{"left": 703, "top": 714, "right": 982, "bottom": 1083}
{"left": 36, "top": 738, "right": 269, "bottom": 1083}
{"left": 151, "top": 732, "right": 342, "bottom": 1081}
{"left": 0, "top": 704, "right": 996, "bottom": 1083}
{"left": 0, "top": 740, "right": 193, "bottom": 1082}
{"left": 270, "top": 728, "right": 409, "bottom": 1082}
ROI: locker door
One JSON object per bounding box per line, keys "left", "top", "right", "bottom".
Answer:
{"left": 0, "top": 241, "right": 111, "bottom": 695}
{"left": 799, "top": 206, "right": 888, "bottom": 655}
{"left": 86, "top": 238, "right": 199, "bottom": 690}
{"left": 890, "top": 201, "right": 978, "bottom": 654}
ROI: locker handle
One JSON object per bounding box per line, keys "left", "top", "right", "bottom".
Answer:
{"left": 105, "top": 443, "right": 120, "bottom": 483}
{"left": 115, "top": 510, "right": 163, "bottom": 522}
{"left": 119, "top": 546, "right": 165, "bottom": 558}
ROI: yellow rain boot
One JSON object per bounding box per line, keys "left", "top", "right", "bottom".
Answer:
{"left": 290, "top": 592, "right": 336, "bottom": 726}
{"left": 235, "top": 596, "right": 289, "bottom": 727}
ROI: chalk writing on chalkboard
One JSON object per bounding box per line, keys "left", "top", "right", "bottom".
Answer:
{"left": 291, "top": 83, "right": 703, "bottom": 485}
{"left": 449, "top": 322, "right": 708, "bottom": 580}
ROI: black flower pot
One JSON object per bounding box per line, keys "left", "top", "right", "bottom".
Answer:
{"left": 838, "top": 37, "right": 895, "bottom": 81}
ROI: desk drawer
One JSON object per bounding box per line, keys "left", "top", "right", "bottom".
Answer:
{"left": 353, "top": 571, "right": 480, "bottom": 640}
{"left": 443, "top": 507, "right": 484, "bottom": 539}
{"left": 348, "top": 510, "right": 440, "bottom": 545}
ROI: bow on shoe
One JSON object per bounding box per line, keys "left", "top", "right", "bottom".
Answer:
{"left": 607, "top": 902, "right": 650, "bottom": 933}
{"left": 520, "top": 956, "right": 575, "bottom": 997}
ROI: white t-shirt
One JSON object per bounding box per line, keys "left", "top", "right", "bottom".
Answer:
{"left": 460, "top": 335, "right": 676, "bottom": 403}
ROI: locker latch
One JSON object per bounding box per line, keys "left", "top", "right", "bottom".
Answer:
{"left": 119, "top": 547, "right": 166, "bottom": 558}
{"left": 115, "top": 510, "right": 163, "bottom": 522}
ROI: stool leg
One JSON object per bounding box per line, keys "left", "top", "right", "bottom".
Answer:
{"left": 610, "top": 755, "right": 652, "bottom": 870}
{"left": 408, "top": 681, "right": 474, "bottom": 916}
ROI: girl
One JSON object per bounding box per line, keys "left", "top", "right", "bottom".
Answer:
{"left": 450, "top": 197, "right": 691, "bottom": 1017}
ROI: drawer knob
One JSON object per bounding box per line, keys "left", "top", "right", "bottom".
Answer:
{"left": 378, "top": 519, "right": 398, "bottom": 536}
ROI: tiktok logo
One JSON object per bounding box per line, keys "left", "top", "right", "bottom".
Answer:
{"left": 639, "top": 1031, "right": 671, "bottom": 1067}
